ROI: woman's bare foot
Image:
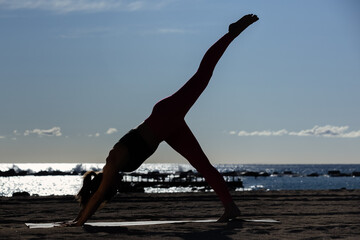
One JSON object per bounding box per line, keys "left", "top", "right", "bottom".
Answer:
{"left": 217, "top": 201, "right": 241, "bottom": 222}
{"left": 229, "top": 14, "right": 259, "bottom": 37}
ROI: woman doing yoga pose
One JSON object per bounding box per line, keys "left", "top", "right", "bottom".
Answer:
{"left": 70, "top": 14, "right": 258, "bottom": 226}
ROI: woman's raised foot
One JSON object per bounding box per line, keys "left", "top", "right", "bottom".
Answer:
{"left": 229, "top": 14, "right": 259, "bottom": 37}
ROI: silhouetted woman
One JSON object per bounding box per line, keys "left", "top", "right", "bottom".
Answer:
{"left": 70, "top": 14, "right": 258, "bottom": 226}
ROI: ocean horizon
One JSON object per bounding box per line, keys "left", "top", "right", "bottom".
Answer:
{"left": 1, "top": 163, "right": 359, "bottom": 197}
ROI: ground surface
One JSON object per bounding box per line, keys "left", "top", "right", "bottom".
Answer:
{"left": 1, "top": 190, "right": 359, "bottom": 239}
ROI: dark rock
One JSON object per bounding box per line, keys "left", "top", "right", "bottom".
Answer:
{"left": 12, "top": 191, "right": 30, "bottom": 197}
{"left": 307, "top": 173, "right": 319, "bottom": 177}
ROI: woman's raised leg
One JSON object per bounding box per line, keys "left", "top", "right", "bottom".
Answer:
{"left": 145, "top": 14, "right": 259, "bottom": 141}
{"left": 161, "top": 14, "right": 259, "bottom": 118}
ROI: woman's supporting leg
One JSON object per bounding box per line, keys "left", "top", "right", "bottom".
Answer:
{"left": 165, "top": 121, "right": 233, "bottom": 205}
{"left": 165, "top": 121, "right": 241, "bottom": 221}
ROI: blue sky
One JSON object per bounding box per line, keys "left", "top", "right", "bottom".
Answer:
{"left": 0, "top": 0, "right": 359, "bottom": 164}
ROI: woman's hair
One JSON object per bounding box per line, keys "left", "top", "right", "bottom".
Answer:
{"left": 76, "top": 171, "right": 118, "bottom": 207}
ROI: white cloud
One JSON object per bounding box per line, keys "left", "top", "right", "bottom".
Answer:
{"left": 341, "top": 131, "right": 360, "bottom": 138}
{"left": 13, "top": 130, "right": 21, "bottom": 136}
{"left": 236, "top": 129, "right": 288, "bottom": 137}
{"left": 272, "top": 129, "right": 289, "bottom": 136}
{"left": 289, "top": 125, "right": 351, "bottom": 138}
{"left": 106, "top": 128, "right": 118, "bottom": 135}
{"left": 231, "top": 125, "right": 360, "bottom": 138}
{"left": 127, "top": 1, "right": 144, "bottom": 11}
{"left": 87, "top": 133, "right": 100, "bottom": 137}
{"left": 0, "top": 0, "right": 172, "bottom": 13}
{"left": 0, "top": 135, "right": 5, "bottom": 139}
{"left": 24, "top": 127, "right": 62, "bottom": 137}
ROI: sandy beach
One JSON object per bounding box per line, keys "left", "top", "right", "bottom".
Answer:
{"left": 1, "top": 190, "right": 359, "bottom": 239}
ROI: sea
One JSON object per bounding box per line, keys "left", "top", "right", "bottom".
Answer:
{"left": 0, "top": 163, "right": 359, "bottom": 197}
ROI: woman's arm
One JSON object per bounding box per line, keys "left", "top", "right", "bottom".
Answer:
{"left": 73, "top": 147, "right": 129, "bottom": 226}
{"left": 73, "top": 164, "right": 117, "bottom": 225}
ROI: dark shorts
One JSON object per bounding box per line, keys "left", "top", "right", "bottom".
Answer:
{"left": 113, "top": 129, "right": 157, "bottom": 172}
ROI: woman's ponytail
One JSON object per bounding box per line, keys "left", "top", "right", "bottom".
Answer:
{"left": 76, "top": 171, "right": 103, "bottom": 207}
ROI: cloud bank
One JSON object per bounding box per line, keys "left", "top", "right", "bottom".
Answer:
{"left": 230, "top": 125, "right": 360, "bottom": 138}
{"left": 235, "top": 129, "right": 288, "bottom": 137}
{"left": 24, "top": 127, "right": 62, "bottom": 137}
{"left": 0, "top": 0, "right": 172, "bottom": 13}
{"left": 7, "top": 126, "right": 119, "bottom": 139}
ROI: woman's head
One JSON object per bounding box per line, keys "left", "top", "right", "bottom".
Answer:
{"left": 76, "top": 171, "right": 118, "bottom": 207}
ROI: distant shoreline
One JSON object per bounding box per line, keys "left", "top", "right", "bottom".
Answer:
{"left": 1, "top": 163, "right": 360, "bottom": 177}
